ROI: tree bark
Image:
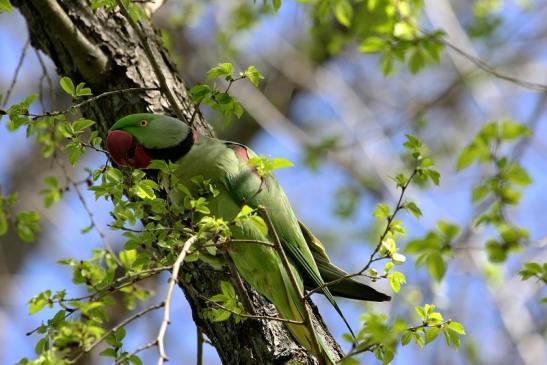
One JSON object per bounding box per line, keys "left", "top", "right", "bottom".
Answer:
{"left": 12, "top": 1, "right": 343, "bottom": 363}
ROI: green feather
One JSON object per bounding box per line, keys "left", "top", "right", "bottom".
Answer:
{"left": 109, "top": 113, "right": 188, "bottom": 149}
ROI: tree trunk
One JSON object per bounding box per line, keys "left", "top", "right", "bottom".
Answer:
{"left": 12, "top": 1, "right": 343, "bottom": 363}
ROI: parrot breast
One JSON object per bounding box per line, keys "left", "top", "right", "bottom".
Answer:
{"left": 106, "top": 130, "right": 151, "bottom": 168}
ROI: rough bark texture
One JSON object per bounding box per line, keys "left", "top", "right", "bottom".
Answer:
{"left": 12, "top": 1, "right": 343, "bottom": 364}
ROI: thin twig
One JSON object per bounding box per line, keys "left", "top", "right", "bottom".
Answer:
{"left": 115, "top": 0, "right": 185, "bottom": 121}
{"left": 58, "top": 266, "right": 170, "bottom": 303}
{"left": 26, "top": 309, "right": 75, "bottom": 336}
{"left": 80, "top": 141, "right": 109, "bottom": 155}
{"left": 2, "top": 39, "right": 30, "bottom": 108}
{"left": 73, "top": 303, "right": 164, "bottom": 362}
{"left": 48, "top": 87, "right": 160, "bottom": 118}
{"left": 341, "top": 319, "right": 453, "bottom": 360}
{"left": 222, "top": 250, "right": 257, "bottom": 315}
{"left": 185, "top": 285, "right": 304, "bottom": 324}
{"left": 68, "top": 87, "right": 160, "bottom": 114}
{"left": 34, "top": 48, "right": 55, "bottom": 112}
{"left": 512, "top": 92, "right": 547, "bottom": 161}
{"left": 359, "top": 168, "right": 418, "bottom": 274}
{"left": 305, "top": 168, "right": 418, "bottom": 298}
{"left": 443, "top": 40, "right": 547, "bottom": 92}
{"left": 196, "top": 327, "right": 204, "bottom": 365}
{"left": 0, "top": 87, "right": 160, "bottom": 118}
{"left": 56, "top": 156, "right": 123, "bottom": 266}
{"left": 114, "top": 339, "right": 159, "bottom": 365}
{"left": 157, "top": 235, "right": 197, "bottom": 365}
{"left": 26, "top": 265, "right": 169, "bottom": 336}
{"left": 257, "top": 206, "right": 325, "bottom": 365}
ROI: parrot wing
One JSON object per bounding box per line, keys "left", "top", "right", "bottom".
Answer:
{"left": 223, "top": 141, "right": 357, "bottom": 337}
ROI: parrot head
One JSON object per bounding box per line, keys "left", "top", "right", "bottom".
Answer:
{"left": 106, "top": 113, "right": 191, "bottom": 168}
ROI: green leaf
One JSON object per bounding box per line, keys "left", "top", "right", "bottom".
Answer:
{"left": 269, "top": 157, "right": 294, "bottom": 170}
{"left": 393, "top": 21, "right": 415, "bottom": 39}
{"left": 0, "top": 210, "right": 8, "bottom": 236}
{"left": 359, "top": 37, "right": 387, "bottom": 53}
{"left": 28, "top": 290, "right": 52, "bottom": 315}
{"left": 401, "top": 331, "right": 412, "bottom": 346}
{"left": 190, "top": 84, "right": 212, "bottom": 104}
{"left": 472, "top": 183, "right": 490, "bottom": 202}
{"left": 480, "top": 122, "right": 499, "bottom": 141}
{"left": 404, "top": 201, "right": 422, "bottom": 218}
{"left": 119, "top": 249, "right": 137, "bottom": 269}
{"left": 518, "top": 262, "right": 545, "bottom": 280}
{"left": 426, "top": 169, "right": 441, "bottom": 185}
{"left": 388, "top": 271, "right": 406, "bottom": 292}
{"left": 0, "top": 0, "right": 12, "bottom": 13}
{"left": 391, "top": 173, "right": 408, "bottom": 188}
{"left": 486, "top": 240, "right": 507, "bottom": 263}
{"left": 413, "top": 331, "right": 425, "bottom": 348}
{"left": 333, "top": 0, "right": 353, "bottom": 27}
{"left": 75, "top": 83, "right": 92, "bottom": 97}
{"left": 129, "top": 355, "right": 143, "bottom": 365}
{"left": 272, "top": 0, "right": 282, "bottom": 11}
{"left": 116, "top": 326, "right": 126, "bottom": 341}
{"left": 72, "top": 118, "right": 96, "bottom": 132}
{"left": 220, "top": 280, "right": 236, "bottom": 297}
{"left": 15, "top": 211, "right": 41, "bottom": 242}
{"left": 500, "top": 119, "right": 532, "bottom": 140}
{"left": 6, "top": 94, "right": 37, "bottom": 131}
{"left": 443, "top": 326, "right": 462, "bottom": 348}
{"left": 59, "top": 76, "right": 76, "bottom": 97}
{"left": 247, "top": 156, "right": 294, "bottom": 177}
{"left": 380, "top": 51, "right": 394, "bottom": 75}
{"left": 424, "top": 326, "right": 441, "bottom": 344}
{"left": 403, "top": 134, "right": 423, "bottom": 150}
{"left": 242, "top": 66, "right": 264, "bottom": 87}
{"left": 437, "top": 220, "right": 460, "bottom": 240}
{"left": 415, "top": 305, "right": 426, "bottom": 320}
{"left": 456, "top": 142, "right": 486, "bottom": 170}
{"left": 40, "top": 176, "right": 62, "bottom": 208}
{"left": 64, "top": 142, "right": 85, "bottom": 166}
{"left": 99, "top": 348, "right": 117, "bottom": 357}
{"left": 250, "top": 215, "right": 268, "bottom": 236}
{"left": 505, "top": 163, "right": 532, "bottom": 186}
{"left": 132, "top": 179, "right": 159, "bottom": 200}
{"left": 427, "top": 252, "right": 446, "bottom": 281}
{"left": 373, "top": 203, "right": 391, "bottom": 219}
{"left": 522, "top": 262, "right": 542, "bottom": 274}
{"left": 447, "top": 321, "right": 466, "bottom": 335}
{"left": 338, "top": 357, "right": 360, "bottom": 365}
{"left": 408, "top": 48, "right": 425, "bottom": 74}
{"left": 207, "top": 63, "right": 234, "bottom": 80}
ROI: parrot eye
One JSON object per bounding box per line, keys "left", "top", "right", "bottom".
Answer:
{"left": 138, "top": 120, "right": 148, "bottom": 127}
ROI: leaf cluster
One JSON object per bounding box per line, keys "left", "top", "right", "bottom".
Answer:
{"left": 0, "top": 191, "right": 41, "bottom": 242}
{"left": 457, "top": 119, "right": 532, "bottom": 263}
{"left": 189, "top": 63, "right": 264, "bottom": 124}
{"left": 341, "top": 304, "right": 465, "bottom": 365}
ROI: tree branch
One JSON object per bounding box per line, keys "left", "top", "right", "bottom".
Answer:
{"left": 157, "top": 235, "right": 197, "bottom": 364}
{"left": 115, "top": 0, "right": 185, "bottom": 121}
{"left": 29, "top": 0, "right": 107, "bottom": 81}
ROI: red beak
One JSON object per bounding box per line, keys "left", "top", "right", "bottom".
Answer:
{"left": 106, "top": 130, "right": 152, "bottom": 168}
{"left": 106, "top": 130, "right": 134, "bottom": 166}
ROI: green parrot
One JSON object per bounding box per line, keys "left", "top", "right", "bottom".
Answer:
{"left": 106, "top": 113, "right": 390, "bottom": 364}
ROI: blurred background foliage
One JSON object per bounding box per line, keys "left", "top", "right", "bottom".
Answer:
{"left": 0, "top": 0, "right": 546, "bottom": 364}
